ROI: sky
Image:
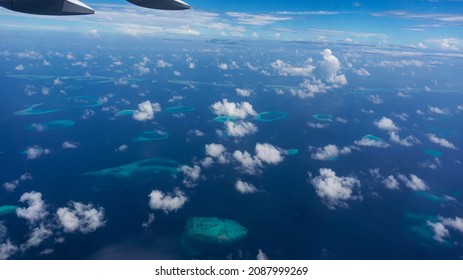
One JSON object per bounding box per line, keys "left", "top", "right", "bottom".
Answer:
{"left": 0, "top": 0, "right": 462, "bottom": 50}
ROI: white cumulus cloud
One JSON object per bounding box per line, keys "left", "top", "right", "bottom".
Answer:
{"left": 62, "top": 141, "right": 80, "bottom": 149}
{"left": 397, "top": 174, "right": 429, "bottom": 191}
{"left": 148, "top": 189, "right": 187, "bottom": 213}
{"left": 440, "top": 216, "right": 463, "bottom": 234}
{"left": 0, "top": 240, "right": 18, "bottom": 260}
{"left": 236, "top": 88, "right": 254, "bottom": 97}
{"left": 389, "top": 131, "right": 420, "bottom": 147}
{"left": 427, "top": 221, "right": 449, "bottom": 243}
{"left": 2, "top": 173, "right": 32, "bottom": 192}
{"left": 225, "top": 121, "right": 258, "bottom": 137}
{"left": 309, "top": 168, "right": 361, "bottom": 209}
{"left": 235, "top": 180, "right": 258, "bottom": 194}
{"left": 25, "top": 145, "right": 50, "bottom": 160}
{"left": 354, "top": 137, "right": 390, "bottom": 148}
{"left": 311, "top": 144, "right": 352, "bottom": 160}
{"left": 211, "top": 99, "right": 257, "bottom": 119}
{"left": 20, "top": 224, "right": 53, "bottom": 251}
{"left": 256, "top": 249, "right": 269, "bottom": 260}
{"left": 428, "top": 106, "right": 450, "bottom": 115}
{"left": 318, "top": 49, "right": 347, "bottom": 86}
{"left": 217, "top": 63, "right": 228, "bottom": 70}
{"left": 382, "top": 175, "right": 400, "bottom": 190}
{"left": 56, "top": 202, "right": 106, "bottom": 234}
{"left": 16, "top": 191, "right": 48, "bottom": 224}
{"left": 255, "top": 143, "right": 283, "bottom": 164}
{"left": 180, "top": 165, "right": 202, "bottom": 188}
{"left": 132, "top": 100, "right": 161, "bottom": 121}
{"left": 375, "top": 117, "right": 399, "bottom": 131}
{"left": 204, "top": 143, "right": 229, "bottom": 165}
{"left": 427, "top": 134, "right": 457, "bottom": 150}
{"left": 233, "top": 150, "right": 262, "bottom": 175}
{"left": 156, "top": 59, "right": 172, "bottom": 68}
{"left": 271, "top": 59, "right": 315, "bottom": 77}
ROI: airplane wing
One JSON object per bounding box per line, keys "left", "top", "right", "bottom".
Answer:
{"left": 0, "top": 0, "right": 190, "bottom": 15}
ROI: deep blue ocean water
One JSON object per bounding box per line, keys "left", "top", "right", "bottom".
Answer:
{"left": 1, "top": 35, "right": 462, "bottom": 259}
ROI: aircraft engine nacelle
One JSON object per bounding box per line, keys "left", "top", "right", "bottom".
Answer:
{"left": 127, "top": 0, "right": 190, "bottom": 10}
{"left": 0, "top": 0, "right": 94, "bottom": 15}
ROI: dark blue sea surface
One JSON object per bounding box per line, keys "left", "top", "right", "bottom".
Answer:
{"left": 1, "top": 35, "right": 463, "bottom": 259}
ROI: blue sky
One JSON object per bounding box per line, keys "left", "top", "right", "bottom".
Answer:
{"left": 0, "top": 0, "right": 462, "bottom": 50}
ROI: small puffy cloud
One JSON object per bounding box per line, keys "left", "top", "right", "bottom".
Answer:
{"left": 382, "top": 175, "right": 400, "bottom": 190}
{"left": 375, "top": 117, "right": 398, "bottom": 131}
{"left": 20, "top": 173, "right": 32, "bottom": 181}
{"left": 201, "top": 157, "right": 214, "bottom": 168}
{"left": 416, "top": 42, "right": 427, "bottom": 49}
{"left": 2, "top": 173, "right": 32, "bottom": 192}
{"left": 62, "top": 141, "right": 80, "bottom": 149}
{"left": 211, "top": 99, "right": 257, "bottom": 119}
{"left": 310, "top": 168, "right": 361, "bottom": 209}
{"left": 189, "top": 129, "right": 205, "bottom": 137}
{"left": 41, "top": 87, "right": 50, "bottom": 95}
{"left": 271, "top": 59, "right": 315, "bottom": 77}
{"left": 427, "top": 134, "right": 457, "bottom": 150}
{"left": 3, "top": 181, "right": 20, "bottom": 192}
{"left": 354, "top": 137, "right": 390, "bottom": 148}
{"left": 133, "top": 100, "right": 161, "bottom": 121}
{"left": 428, "top": 106, "right": 449, "bottom": 115}
{"left": 389, "top": 131, "right": 420, "bottom": 147}
{"left": 256, "top": 249, "right": 269, "bottom": 260}
{"left": 440, "top": 217, "right": 463, "bottom": 234}
{"left": 0, "top": 240, "right": 18, "bottom": 260}
{"left": 133, "top": 57, "right": 150, "bottom": 75}
{"left": 217, "top": 63, "right": 228, "bottom": 70}
{"left": 115, "top": 144, "right": 128, "bottom": 152}
{"left": 156, "top": 60, "right": 172, "bottom": 68}
{"left": 15, "top": 64, "right": 25, "bottom": 71}
{"left": 236, "top": 88, "right": 254, "bottom": 97}
{"left": 352, "top": 68, "right": 371, "bottom": 76}
{"left": 235, "top": 180, "right": 258, "bottom": 194}
{"left": 307, "top": 122, "right": 329, "bottom": 129}
{"left": 318, "top": 49, "right": 347, "bottom": 86}
{"left": 368, "top": 95, "right": 383, "bottom": 104}
{"left": 245, "top": 62, "right": 259, "bottom": 71}
{"left": 16, "top": 191, "right": 48, "bottom": 224}
{"left": 87, "top": 29, "right": 99, "bottom": 37}
{"left": 205, "top": 143, "right": 228, "bottom": 164}
{"left": 25, "top": 145, "right": 50, "bottom": 160}
{"left": 185, "top": 56, "right": 195, "bottom": 69}
{"left": 142, "top": 213, "right": 155, "bottom": 229}
{"left": 290, "top": 78, "right": 329, "bottom": 98}
{"left": 397, "top": 174, "right": 429, "bottom": 191}
{"left": 53, "top": 78, "right": 63, "bottom": 85}
{"left": 434, "top": 38, "right": 459, "bottom": 51}
{"left": 82, "top": 109, "right": 95, "bottom": 120}
{"left": 225, "top": 121, "right": 258, "bottom": 137}
{"left": 56, "top": 202, "right": 106, "bottom": 234}
{"left": 420, "top": 158, "right": 442, "bottom": 170}
{"left": 148, "top": 189, "right": 187, "bottom": 213}
{"left": 255, "top": 143, "right": 283, "bottom": 164}
{"left": 427, "top": 221, "right": 449, "bottom": 243}
{"left": 311, "top": 144, "right": 352, "bottom": 160}
{"left": 20, "top": 224, "right": 53, "bottom": 251}
{"left": 180, "top": 165, "right": 202, "bottom": 188}
{"left": 205, "top": 143, "right": 226, "bottom": 158}
{"left": 233, "top": 150, "right": 262, "bottom": 175}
